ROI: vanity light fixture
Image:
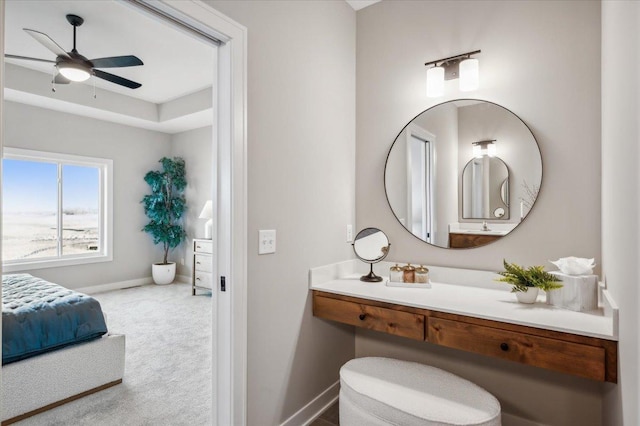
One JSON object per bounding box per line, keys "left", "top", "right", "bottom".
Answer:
{"left": 472, "top": 139, "right": 496, "bottom": 158}
{"left": 425, "top": 50, "right": 481, "bottom": 97}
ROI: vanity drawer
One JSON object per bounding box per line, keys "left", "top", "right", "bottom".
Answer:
{"left": 314, "top": 296, "right": 425, "bottom": 341}
{"left": 194, "top": 240, "right": 213, "bottom": 254}
{"left": 194, "top": 254, "right": 212, "bottom": 273}
{"left": 194, "top": 271, "right": 213, "bottom": 289}
{"left": 428, "top": 317, "right": 606, "bottom": 381}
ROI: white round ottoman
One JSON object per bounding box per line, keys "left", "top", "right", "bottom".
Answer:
{"left": 339, "top": 357, "right": 501, "bottom": 426}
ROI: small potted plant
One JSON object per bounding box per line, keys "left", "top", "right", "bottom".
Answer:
{"left": 142, "top": 157, "right": 187, "bottom": 285}
{"left": 496, "top": 260, "right": 563, "bottom": 304}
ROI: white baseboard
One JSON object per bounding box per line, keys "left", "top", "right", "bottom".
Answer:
{"left": 176, "top": 274, "right": 191, "bottom": 284}
{"left": 76, "top": 277, "right": 153, "bottom": 295}
{"left": 280, "top": 381, "right": 340, "bottom": 426}
{"left": 502, "top": 412, "right": 548, "bottom": 426}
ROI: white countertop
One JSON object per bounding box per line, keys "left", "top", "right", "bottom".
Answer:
{"left": 311, "top": 273, "right": 617, "bottom": 341}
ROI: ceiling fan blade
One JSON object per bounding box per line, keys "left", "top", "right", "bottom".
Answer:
{"left": 24, "top": 29, "right": 70, "bottom": 59}
{"left": 93, "top": 69, "right": 141, "bottom": 89}
{"left": 4, "top": 54, "right": 56, "bottom": 64}
{"left": 90, "top": 55, "right": 143, "bottom": 68}
{"left": 53, "top": 73, "right": 71, "bottom": 84}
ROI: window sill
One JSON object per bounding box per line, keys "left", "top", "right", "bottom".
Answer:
{"left": 3, "top": 254, "right": 113, "bottom": 273}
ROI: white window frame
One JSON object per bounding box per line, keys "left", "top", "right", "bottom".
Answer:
{"left": 2, "top": 148, "right": 113, "bottom": 272}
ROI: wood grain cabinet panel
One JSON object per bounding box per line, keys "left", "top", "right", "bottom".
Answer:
{"left": 428, "top": 317, "right": 606, "bottom": 381}
{"left": 311, "top": 291, "right": 617, "bottom": 383}
{"left": 449, "top": 233, "right": 502, "bottom": 248}
{"left": 313, "top": 295, "right": 425, "bottom": 341}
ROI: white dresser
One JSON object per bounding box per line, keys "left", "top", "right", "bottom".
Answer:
{"left": 192, "top": 238, "right": 213, "bottom": 295}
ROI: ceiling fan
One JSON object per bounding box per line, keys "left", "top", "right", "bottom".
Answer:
{"left": 5, "top": 14, "right": 143, "bottom": 89}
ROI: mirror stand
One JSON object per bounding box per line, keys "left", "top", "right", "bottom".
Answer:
{"left": 361, "top": 263, "right": 383, "bottom": 282}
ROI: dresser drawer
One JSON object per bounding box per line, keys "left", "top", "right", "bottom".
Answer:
{"left": 428, "top": 317, "right": 606, "bottom": 381}
{"left": 194, "top": 271, "right": 213, "bottom": 289}
{"left": 194, "top": 254, "right": 212, "bottom": 273}
{"left": 194, "top": 240, "right": 213, "bottom": 254}
{"left": 314, "top": 296, "right": 424, "bottom": 341}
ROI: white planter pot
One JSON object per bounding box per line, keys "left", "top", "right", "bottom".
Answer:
{"left": 152, "top": 262, "right": 176, "bottom": 285}
{"left": 515, "top": 287, "right": 539, "bottom": 304}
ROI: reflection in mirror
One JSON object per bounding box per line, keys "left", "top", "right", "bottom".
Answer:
{"left": 352, "top": 228, "right": 390, "bottom": 282}
{"left": 462, "top": 156, "right": 509, "bottom": 219}
{"left": 384, "top": 100, "right": 542, "bottom": 249}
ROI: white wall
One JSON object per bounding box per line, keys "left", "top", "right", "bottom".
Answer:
{"left": 206, "top": 1, "right": 357, "bottom": 425}
{"left": 356, "top": 1, "right": 602, "bottom": 425}
{"left": 601, "top": 2, "right": 640, "bottom": 425}
{"left": 3, "top": 101, "right": 171, "bottom": 289}
{"left": 170, "top": 126, "right": 213, "bottom": 278}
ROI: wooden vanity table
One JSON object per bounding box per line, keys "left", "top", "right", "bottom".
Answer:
{"left": 311, "top": 267, "right": 618, "bottom": 383}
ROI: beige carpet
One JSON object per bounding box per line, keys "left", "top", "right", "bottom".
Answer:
{"left": 16, "top": 282, "right": 212, "bottom": 426}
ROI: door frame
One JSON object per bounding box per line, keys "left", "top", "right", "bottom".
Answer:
{"left": 149, "top": 2, "right": 248, "bottom": 424}
{"left": 0, "top": 1, "right": 248, "bottom": 424}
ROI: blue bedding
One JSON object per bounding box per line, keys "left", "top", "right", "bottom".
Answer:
{"left": 2, "top": 274, "right": 107, "bottom": 365}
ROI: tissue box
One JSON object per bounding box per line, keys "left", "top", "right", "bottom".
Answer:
{"left": 547, "top": 272, "right": 598, "bottom": 312}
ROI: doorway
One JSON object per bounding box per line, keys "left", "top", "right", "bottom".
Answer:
{"left": 0, "top": 0, "right": 247, "bottom": 423}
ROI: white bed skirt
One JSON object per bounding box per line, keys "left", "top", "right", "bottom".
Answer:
{"left": 2, "top": 333, "right": 125, "bottom": 423}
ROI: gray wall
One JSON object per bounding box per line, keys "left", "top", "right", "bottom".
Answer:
{"left": 601, "top": 1, "right": 640, "bottom": 425}
{"left": 3, "top": 101, "right": 171, "bottom": 289}
{"left": 170, "top": 126, "right": 213, "bottom": 278}
{"left": 356, "top": 1, "right": 602, "bottom": 425}
{"left": 207, "top": 2, "right": 357, "bottom": 425}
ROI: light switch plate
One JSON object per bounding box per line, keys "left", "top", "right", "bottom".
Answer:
{"left": 259, "top": 229, "right": 276, "bottom": 254}
{"left": 346, "top": 224, "right": 353, "bottom": 243}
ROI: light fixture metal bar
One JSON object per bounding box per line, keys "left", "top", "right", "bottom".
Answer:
{"left": 424, "top": 49, "right": 481, "bottom": 67}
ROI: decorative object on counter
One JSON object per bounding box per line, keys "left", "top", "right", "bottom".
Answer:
{"left": 415, "top": 265, "right": 430, "bottom": 283}
{"left": 496, "top": 260, "right": 562, "bottom": 304}
{"left": 547, "top": 257, "right": 598, "bottom": 312}
{"left": 402, "top": 264, "right": 416, "bottom": 283}
{"left": 389, "top": 264, "right": 404, "bottom": 282}
{"left": 352, "top": 228, "right": 390, "bottom": 282}
{"left": 550, "top": 257, "right": 595, "bottom": 275}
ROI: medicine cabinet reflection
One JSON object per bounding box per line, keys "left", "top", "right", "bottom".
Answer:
{"left": 384, "top": 99, "right": 542, "bottom": 249}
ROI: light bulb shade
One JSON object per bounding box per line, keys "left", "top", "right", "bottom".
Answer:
{"left": 459, "top": 58, "right": 479, "bottom": 92}
{"left": 487, "top": 142, "right": 497, "bottom": 157}
{"left": 426, "top": 66, "right": 445, "bottom": 98}
{"left": 472, "top": 140, "right": 496, "bottom": 158}
{"left": 199, "top": 200, "right": 213, "bottom": 219}
{"left": 58, "top": 63, "right": 91, "bottom": 82}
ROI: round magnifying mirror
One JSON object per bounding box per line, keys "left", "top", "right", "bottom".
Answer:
{"left": 352, "top": 227, "right": 390, "bottom": 282}
{"left": 384, "top": 99, "right": 542, "bottom": 249}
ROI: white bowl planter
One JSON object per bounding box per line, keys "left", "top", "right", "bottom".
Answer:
{"left": 515, "top": 287, "right": 539, "bottom": 304}
{"left": 152, "top": 262, "right": 176, "bottom": 285}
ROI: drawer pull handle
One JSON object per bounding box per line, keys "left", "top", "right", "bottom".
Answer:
{"left": 196, "top": 278, "right": 201, "bottom": 281}
{"left": 196, "top": 246, "right": 201, "bottom": 249}
{"left": 196, "top": 262, "right": 201, "bottom": 264}
{"left": 500, "top": 343, "right": 509, "bottom": 352}
{"left": 358, "top": 313, "right": 366, "bottom": 321}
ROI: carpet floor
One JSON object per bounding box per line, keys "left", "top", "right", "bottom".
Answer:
{"left": 16, "top": 282, "right": 213, "bottom": 426}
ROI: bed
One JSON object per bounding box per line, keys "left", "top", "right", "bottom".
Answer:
{"left": 1, "top": 274, "right": 125, "bottom": 425}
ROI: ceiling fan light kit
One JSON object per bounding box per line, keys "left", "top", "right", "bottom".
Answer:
{"left": 5, "top": 14, "right": 144, "bottom": 92}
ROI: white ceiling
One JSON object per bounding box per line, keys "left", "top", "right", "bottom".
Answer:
{"left": 345, "top": 0, "right": 382, "bottom": 11}
{"left": 4, "top": 0, "right": 214, "bottom": 104}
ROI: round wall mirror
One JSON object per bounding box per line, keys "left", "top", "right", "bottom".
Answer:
{"left": 384, "top": 99, "right": 542, "bottom": 249}
{"left": 352, "top": 227, "right": 390, "bottom": 282}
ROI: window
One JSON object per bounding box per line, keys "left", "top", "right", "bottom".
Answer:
{"left": 2, "top": 148, "right": 113, "bottom": 271}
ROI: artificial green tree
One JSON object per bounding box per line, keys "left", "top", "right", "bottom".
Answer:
{"left": 142, "top": 157, "right": 187, "bottom": 265}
